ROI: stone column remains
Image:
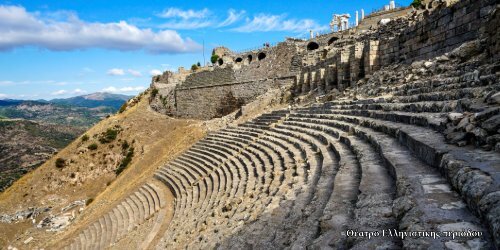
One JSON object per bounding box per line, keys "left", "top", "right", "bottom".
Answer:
{"left": 356, "top": 11, "right": 359, "bottom": 26}
{"left": 361, "top": 9, "right": 365, "bottom": 20}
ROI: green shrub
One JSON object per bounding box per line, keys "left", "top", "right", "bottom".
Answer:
{"left": 55, "top": 158, "right": 66, "bottom": 169}
{"left": 197, "top": 62, "right": 201, "bottom": 67}
{"left": 210, "top": 54, "right": 219, "bottom": 64}
{"left": 85, "top": 198, "right": 94, "bottom": 206}
{"left": 115, "top": 147, "right": 134, "bottom": 175}
{"left": 119, "top": 103, "right": 127, "bottom": 113}
{"left": 121, "top": 140, "right": 130, "bottom": 150}
{"left": 88, "top": 143, "right": 98, "bottom": 150}
{"left": 191, "top": 64, "right": 199, "bottom": 71}
{"left": 411, "top": 0, "right": 422, "bottom": 8}
{"left": 151, "top": 88, "right": 159, "bottom": 98}
{"left": 81, "top": 134, "right": 89, "bottom": 142}
{"left": 99, "top": 128, "right": 119, "bottom": 144}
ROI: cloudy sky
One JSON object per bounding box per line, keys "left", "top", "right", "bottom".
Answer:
{"left": 0, "top": 0, "right": 411, "bottom": 100}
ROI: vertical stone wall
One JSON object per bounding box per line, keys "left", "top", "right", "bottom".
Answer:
{"left": 293, "top": 0, "right": 498, "bottom": 96}
{"left": 175, "top": 77, "right": 295, "bottom": 119}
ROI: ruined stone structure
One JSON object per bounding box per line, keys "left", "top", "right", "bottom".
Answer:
{"left": 59, "top": 0, "right": 499, "bottom": 249}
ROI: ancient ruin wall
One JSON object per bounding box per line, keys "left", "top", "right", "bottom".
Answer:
{"left": 169, "top": 41, "right": 299, "bottom": 119}
{"left": 295, "top": 0, "right": 498, "bottom": 94}
{"left": 374, "top": 0, "right": 497, "bottom": 65}
{"left": 175, "top": 77, "right": 295, "bottom": 119}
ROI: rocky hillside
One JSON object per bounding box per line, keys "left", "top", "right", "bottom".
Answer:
{"left": 0, "top": 91, "right": 205, "bottom": 248}
{"left": 0, "top": 119, "right": 85, "bottom": 192}
{"left": 50, "top": 92, "right": 132, "bottom": 110}
{"left": 0, "top": 93, "right": 133, "bottom": 193}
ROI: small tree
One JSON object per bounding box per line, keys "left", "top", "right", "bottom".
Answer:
{"left": 411, "top": 0, "right": 422, "bottom": 8}
{"left": 81, "top": 134, "right": 89, "bottom": 142}
{"left": 55, "top": 158, "right": 66, "bottom": 169}
{"left": 119, "top": 103, "right": 127, "bottom": 113}
{"left": 151, "top": 88, "right": 159, "bottom": 98}
{"left": 88, "top": 143, "right": 98, "bottom": 150}
{"left": 191, "top": 64, "right": 199, "bottom": 71}
{"left": 197, "top": 62, "right": 201, "bottom": 67}
{"left": 211, "top": 54, "right": 219, "bottom": 64}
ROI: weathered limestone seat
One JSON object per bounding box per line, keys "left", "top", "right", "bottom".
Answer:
{"left": 64, "top": 183, "right": 166, "bottom": 249}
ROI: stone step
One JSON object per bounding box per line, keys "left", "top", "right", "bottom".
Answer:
{"left": 324, "top": 99, "right": 467, "bottom": 113}
{"left": 392, "top": 86, "right": 499, "bottom": 103}
{"left": 97, "top": 217, "right": 106, "bottom": 249}
{"left": 290, "top": 112, "right": 500, "bottom": 236}
{"left": 139, "top": 187, "right": 155, "bottom": 216}
{"left": 102, "top": 213, "right": 113, "bottom": 247}
{"left": 110, "top": 207, "right": 122, "bottom": 243}
{"left": 295, "top": 108, "right": 448, "bottom": 132}
{"left": 224, "top": 130, "right": 287, "bottom": 197}
{"left": 285, "top": 114, "right": 494, "bottom": 248}
{"left": 144, "top": 183, "right": 163, "bottom": 211}
{"left": 196, "top": 143, "right": 256, "bottom": 204}
{"left": 116, "top": 204, "right": 128, "bottom": 239}
{"left": 285, "top": 119, "right": 399, "bottom": 248}
{"left": 276, "top": 124, "right": 348, "bottom": 248}
{"left": 159, "top": 168, "right": 192, "bottom": 212}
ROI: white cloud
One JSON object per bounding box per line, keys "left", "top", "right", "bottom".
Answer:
{"left": 0, "top": 5, "right": 201, "bottom": 53}
{"left": 119, "top": 78, "right": 135, "bottom": 82}
{"left": 128, "top": 69, "right": 142, "bottom": 77}
{"left": 0, "top": 80, "right": 14, "bottom": 86}
{"left": 51, "top": 90, "right": 68, "bottom": 96}
{"left": 233, "top": 14, "right": 326, "bottom": 33}
{"left": 107, "top": 68, "right": 125, "bottom": 76}
{"left": 159, "top": 20, "right": 213, "bottom": 30}
{"left": 72, "top": 88, "right": 86, "bottom": 94}
{"left": 102, "top": 86, "right": 145, "bottom": 93}
{"left": 51, "top": 88, "right": 87, "bottom": 96}
{"left": 158, "top": 8, "right": 210, "bottom": 19}
{"left": 218, "top": 9, "right": 246, "bottom": 27}
{"left": 150, "top": 69, "right": 162, "bottom": 76}
{"left": 157, "top": 8, "right": 246, "bottom": 30}
{"left": 0, "top": 93, "right": 8, "bottom": 99}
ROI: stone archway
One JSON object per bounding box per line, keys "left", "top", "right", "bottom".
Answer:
{"left": 307, "top": 42, "right": 319, "bottom": 51}
{"left": 258, "top": 52, "right": 266, "bottom": 61}
{"left": 247, "top": 55, "right": 253, "bottom": 64}
{"left": 328, "top": 37, "right": 339, "bottom": 46}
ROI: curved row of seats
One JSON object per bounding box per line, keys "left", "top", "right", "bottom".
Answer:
{"left": 63, "top": 183, "right": 165, "bottom": 249}
{"left": 153, "top": 96, "right": 497, "bottom": 248}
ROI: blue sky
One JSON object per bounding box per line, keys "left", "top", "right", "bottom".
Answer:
{"left": 0, "top": 0, "right": 412, "bottom": 100}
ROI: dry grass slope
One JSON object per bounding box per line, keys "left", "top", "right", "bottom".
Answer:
{"left": 0, "top": 92, "right": 205, "bottom": 248}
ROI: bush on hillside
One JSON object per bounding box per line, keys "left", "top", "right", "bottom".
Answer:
{"left": 151, "top": 88, "right": 159, "bottom": 98}
{"left": 88, "top": 143, "right": 98, "bottom": 150}
{"left": 119, "top": 103, "right": 127, "bottom": 113}
{"left": 55, "top": 158, "right": 66, "bottom": 169}
{"left": 115, "top": 147, "right": 134, "bottom": 175}
{"left": 99, "top": 127, "right": 120, "bottom": 144}
{"left": 411, "top": 0, "right": 422, "bottom": 8}
{"left": 211, "top": 54, "right": 219, "bottom": 64}
{"left": 81, "top": 134, "right": 89, "bottom": 142}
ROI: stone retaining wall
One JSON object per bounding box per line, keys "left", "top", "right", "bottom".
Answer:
{"left": 175, "top": 77, "right": 295, "bottom": 119}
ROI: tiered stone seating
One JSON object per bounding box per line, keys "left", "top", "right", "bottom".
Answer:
{"left": 148, "top": 94, "right": 497, "bottom": 249}
{"left": 63, "top": 183, "right": 165, "bottom": 249}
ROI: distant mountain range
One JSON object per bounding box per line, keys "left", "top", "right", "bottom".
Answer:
{"left": 49, "top": 92, "right": 133, "bottom": 110}
{"left": 0, "top": 92, "right": 133, "bottom": 127}
{"left": 0, "top": 92, "right": 132, "bottom": 110}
